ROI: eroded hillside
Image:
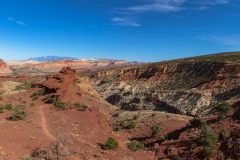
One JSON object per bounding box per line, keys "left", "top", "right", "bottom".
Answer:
{"left": 92, "top": 52, "right": 240, "bottom": 116}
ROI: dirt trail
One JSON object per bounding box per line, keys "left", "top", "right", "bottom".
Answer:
{"left": 39, "top": 105, "right": 56, "bottom": 141}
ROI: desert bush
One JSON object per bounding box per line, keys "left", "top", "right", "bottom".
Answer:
{"left": 217, "top": 113, "right": 227, "bottom": 121}
{"left": 31, "top": 90, "right": 46, "bottom": 101}
{"left": 4, "top": 103, "right": 13, "bottom": 111}
{"left": 101, "top": 137, "right": 118, "bottom": 150}
{"left": 216, "top": 102, "right": 232, "bottom": 114}
{"left": 113, "top": 121, "right": 136, "bottom": 131}
{"left": 219, "top": 129, "right": 229, "bottom": 141}
{"left": 127, "top": 140, "right": 145, "bottom": 151}
{"left": 0, "top": 105, "right": 3, "bottom": 113}
{"left": 54, "top": 100, "right": 66, "bottom": 110}
{"left": 151, "top": 125, "right": 161, "bottom": 137}
{"left": 9, "top": 106, "right": 26, "bottom": 121}
{"left": 190, "top": 117, "right": 203, "bottom": 128}
{"left": 0, "top": 96, "right": 2, "bottom": 101}
{"left": 198, "top": 125, "right": 218, "bottom": 157}
{"left": 215, "top": 102, "right": 232, "bottom": 121}
{"left": 74, "top": 103, "right": 88, "bottom": 111}
{"left": 160, "top": 135, "right": 169, "bottom": 141}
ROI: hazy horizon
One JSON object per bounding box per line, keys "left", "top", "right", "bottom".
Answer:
{"left": 1, "top": 0, "right": 240, "bottom": 62}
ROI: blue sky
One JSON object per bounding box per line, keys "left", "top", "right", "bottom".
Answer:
{"left": 0, "top": 0, "right": 240, "bottom": 62}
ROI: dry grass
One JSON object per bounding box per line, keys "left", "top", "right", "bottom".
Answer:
{"left": 0, "top": 81, "right": 24, "bottom": 96}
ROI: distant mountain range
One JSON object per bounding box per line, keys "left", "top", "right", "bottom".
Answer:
{"left": 27, "top": 56, "right": 78, "bottom": 62}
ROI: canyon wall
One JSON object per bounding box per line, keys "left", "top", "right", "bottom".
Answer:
{"left": 92, "top": 53, "right": 240, "bottom": 116}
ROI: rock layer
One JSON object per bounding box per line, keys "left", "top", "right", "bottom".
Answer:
{"left": 93, "top": 53, "right": 240, "bottom": 116}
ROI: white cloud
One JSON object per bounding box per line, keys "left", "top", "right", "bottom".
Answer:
{"left": 111, "top": 17, "right": 141, "bottom": 27}
{"left": 16, "top": 20, "right": 27, "bottom": 26}
{"left": 6, "top": 17, "right": 27, "bottom": 26}
{"left": 121, "top": 0, "right": 231, "bottom": 14}
{"left": 125, "top": 0, "right": 186, "bottom": 13}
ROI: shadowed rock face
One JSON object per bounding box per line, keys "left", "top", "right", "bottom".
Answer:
{"left": 92, "top": 53, "right": 240, "bottom": 116}
{"left": 0, "top": 59, "right": 11, "bottom": 75}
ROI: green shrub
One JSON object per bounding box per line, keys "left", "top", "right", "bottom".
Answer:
{"left": 0, "top": 96, "right": 2, "bottom": 101}
{"left": 74, "top": 103, "right": 88, "bottom": 111}
{"left": 31, "top": 90, "right": 46, "bottom": 101}
{"left": 4, "top": 103, "right": 13, "bottom": 111}
{"left": 219, "top": 129, "right": 228, "bottom": 141}
{"left": 217, "top": 113, "right": 227, "bottom": 121}
{"left": 216, "top": 102, "right": 232, "bottom": 114}
{"left": 160, "top": 135, "right": 169, "bottom": 141}
{"left": 124, "top": 121, "right": 136, "bottom": 129}
{"left": 0, "top": 106, "right": 3, "bottom": 113}
{"left": 190, "top": 118, "right": 202, "bottom": 128}
{"left": 113, "top": 121, "right": 136, "bottom": 131}
{"left": 198, "top": 125, "right": 218, "bottom": 157}
{"left": 54, "top": 100, "right": 66, "bottom": 110}
{"left": 101, "top": 137, "right": 118, "bottom": 150}
{"left": 151, "top": 125, "right": 161, "bottom": 137}
{"left": 9, "top": 106, "right": 26, "bottom": 121}
{"left": 127, "top": 140, "right": 145, "bottom": 151}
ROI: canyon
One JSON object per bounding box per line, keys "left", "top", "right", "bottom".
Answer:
{"left": 0, "top": 52, "right": 239, "bottom": 159}
{"left": 93, "top": 52, "right": 240, "bottom": 116}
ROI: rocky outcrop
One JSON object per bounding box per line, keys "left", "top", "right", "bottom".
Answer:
{"left": 0, "top": 59, "right": 11, "bottom": 75}
{"left": 92, "top": 53, "right": 240, "bottom": 116}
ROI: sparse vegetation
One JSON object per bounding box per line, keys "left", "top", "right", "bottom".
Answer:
{"left": 15, "top": 81, "right": 36, "bottom": 91}
{"left": 73, "top": 103, "right": 88, "bottom": 111}
{"left": 216, "top": 102, "right": 232, "bottom": 113}
{"left": 151, "top": 125, "right": 161, "bottom": 137}
{"left": 216, "top": 102, "right": 232, "bottom": 121}
{"left": 217, "top": 113, "right": 227, "bottom": 121}
{"left": 31, "top": 90, "right": 47, "bottom": 101}
{"left": 219, "top": 129, "right": 229, "bottom": 141}
{"left": 198, "top": 125, "right": 218, "bottom": 158}
{"left": 9, "top": 106, "right": 26, "bottom": 121}
{"left": 101, "top": 137, "right": 118, "bottom": 150}
{"left": 160, "top": 135, "right": 169, "bottom": 141}
{"left": 113, "top": 121, "right": 136, "bottom": 131}
{"left": 190, "top": 117, "right": 203, "bottom": 128}
{"left": 0, "top": 103, "right": 14, "bottom": 113}
{"left": 127, "top": 140, "right": 145, "bottom": 151}
{"left": 0, "top": 106, "right": 3, "bottom": 113}
{"left": 54, "top": 100, "right": 66, "bottom": 110}
{"left": 4, "top": 103, "right": 13, "bottom": 111}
